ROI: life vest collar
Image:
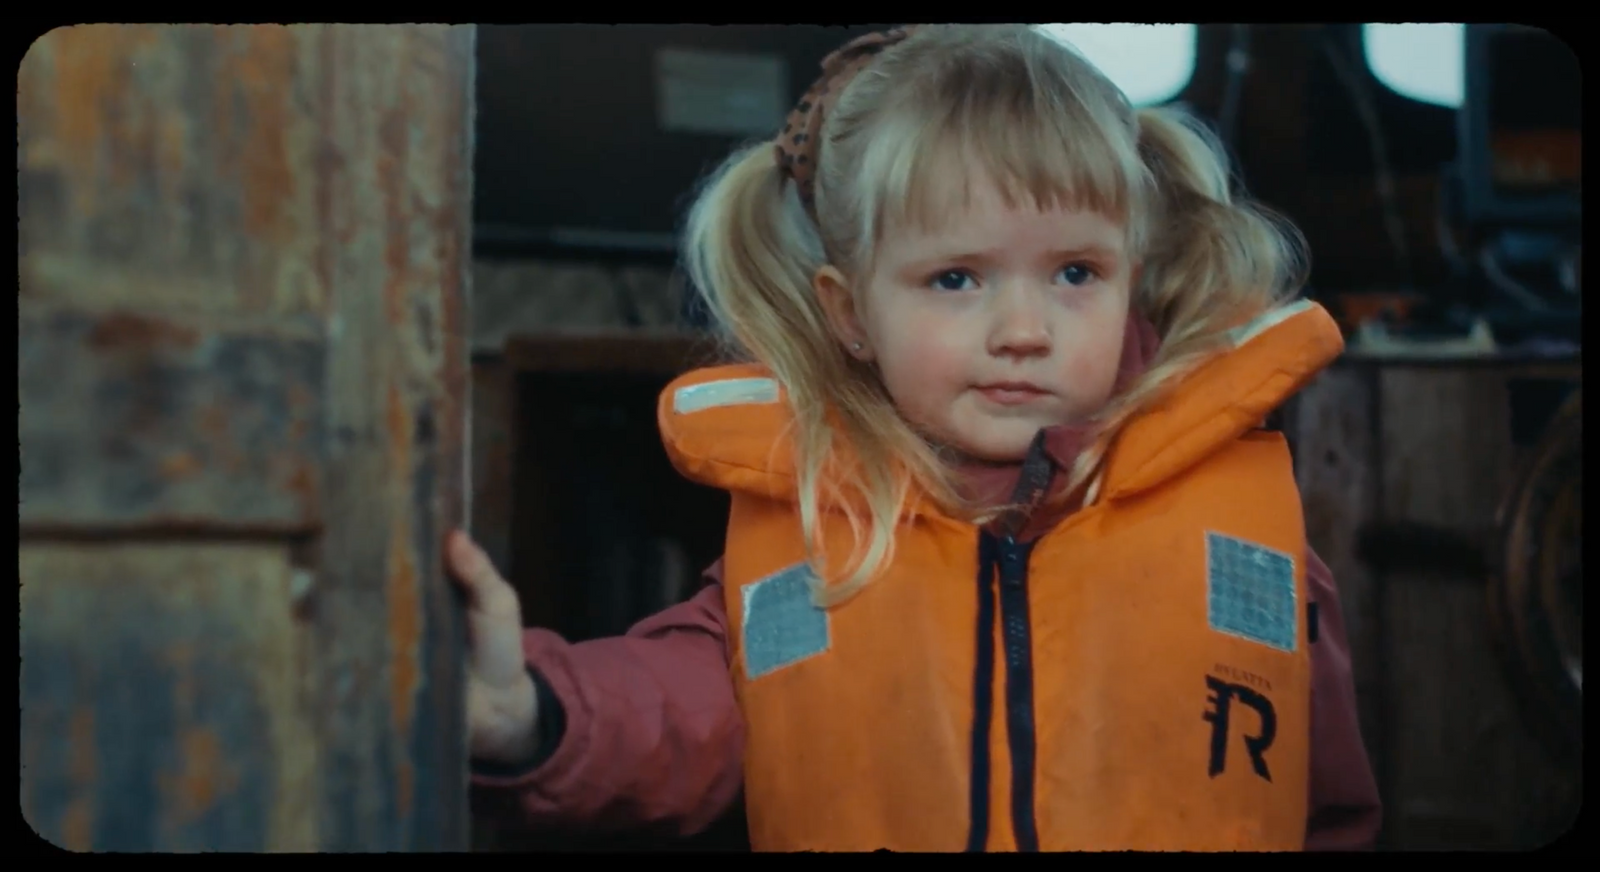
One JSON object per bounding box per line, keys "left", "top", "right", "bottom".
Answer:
{"left": 659, "top": 300, "right": 1343, "bottom": 508}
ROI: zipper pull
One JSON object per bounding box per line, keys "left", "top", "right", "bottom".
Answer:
{"left": 997, "top": 537, "right": 1028, "bottom": 589}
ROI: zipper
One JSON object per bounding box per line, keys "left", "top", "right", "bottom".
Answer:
{"left": 995, "top": 534, "right": 1041, "bottom": 852}
{"left": 966, "top": 531, "right": 1042, "bottom": 852}
{"left": 967, "top": 429, "right": 1051, "bottom": 852}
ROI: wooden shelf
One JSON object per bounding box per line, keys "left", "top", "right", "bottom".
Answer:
{"left": 1334, "top": 353, "right": 1581, "bottom": 378}
{"left": 498, "top": 331, "right": 725, "bottom": 376}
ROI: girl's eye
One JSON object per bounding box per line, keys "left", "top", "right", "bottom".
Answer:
{"left": 1056, "top": 263, "right": 1098, "bottom": 286}
{"left": 930, "top": 269, "right": 977, "bottom": 292}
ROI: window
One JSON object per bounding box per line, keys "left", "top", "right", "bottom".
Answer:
{"left": 1362, "top": 23, "right": 1465, "bottom": 108}
{"left": 1039, "top": 24, "right": 1198, "bottom": 106}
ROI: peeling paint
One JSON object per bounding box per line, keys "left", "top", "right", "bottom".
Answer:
{"left": 227, "top": 27, "right": 298, "bottom": 240}
{"left": 162, "top": 728, "right": 241, "bottom": 826}
{"left": 19, "top": 23, "right": 474, "bottom": 852}
{"left": 19, "top": 25, "right": 326, "bottom": 319}
{"left": 159, "top": 451, "right": 202, "bottom": 480}
{"left": 86, "top": 312, "right": 201, "bottom": 352}
{"left": 20, "top": 307, "right": 323, "bottom": 531}
{"left": 21, "top": 544, "right": 311, "bottom": 851}
{"left": 46, "top": 27, "right": 149, "bottom": 212}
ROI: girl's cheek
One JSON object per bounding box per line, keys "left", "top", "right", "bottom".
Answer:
{"left": 1060, "top": 337, "right": 1125, "bottom": 406}
{"left": 894, "top": 327, "right": 967, "bottom": 380}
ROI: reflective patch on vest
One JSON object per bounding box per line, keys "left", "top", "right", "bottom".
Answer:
{"left": 741, "top": 563, "right": 830, "bottom": 679}
{"left": 1227, "top": 298, "right": 1314, "bottom": 347}
{"left": 1205, "top": 532, "right": 1298, "bottom": 652}
{"left": 673, "top": 377, "right": 780, "bottom": 414}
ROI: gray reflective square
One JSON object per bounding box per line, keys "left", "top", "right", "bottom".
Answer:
{"left": 1206, "top": 532, "right": 1298, "bottom": 652}
{"left": 741, "top": 563, "right": 830, "bottom": 679}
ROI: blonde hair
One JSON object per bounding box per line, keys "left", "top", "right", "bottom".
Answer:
{"left": 682, "top": 24, "right": 1306, "bottom": 607}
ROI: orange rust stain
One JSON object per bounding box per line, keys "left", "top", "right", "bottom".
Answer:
{"left": 283, "top": 460, "right": 319, "bottom": 523}
{"left": 86, "top": 312, "right": 200, "bottom": 352}
{"left": 230, "top": 26, "right": 297, "bottom": 240}
{"left": 47, "top": 27, "right": 122, "bottom": 164}
{"left": 158, "top": 114, "right": 189, "bottom": 188}
{"left": 162, "top": 728, "right": 238, "bottom": 825}
{"left": 386, "top": 383, "right": 420, "bottom": 821}
{"left": 60, "top": 798, "right": 94, "bottom": 852}
{"left": 44, "top": 26, "right": 160, "bottom": 211}
{"left": 284, "top": 463, "right": 315, "bottom": 501}
{"left": 386, "top": 382, "right": 410, "bottom": 457}
{"left": 59, "top": 707, "right": 97, "bottom": 851}
{"left": 387, "top": 537, "right": 420, "bottom": 822}
{"left": 160, "top": 451, "right": 202, "bottom": 480}
{"left": 198, "top": 403, "right": 231, "bottom": 443}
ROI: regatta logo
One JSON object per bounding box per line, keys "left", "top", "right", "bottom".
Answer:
{"left": 1212, "top": 662, "right": 1273, "bottom": 693}
{"left": 1202, "top": 675, "right": 1277, "bottom": 782}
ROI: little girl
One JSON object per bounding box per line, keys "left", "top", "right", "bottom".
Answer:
{"left": 454, "top": 24, "right": 1380, "bottom": 851}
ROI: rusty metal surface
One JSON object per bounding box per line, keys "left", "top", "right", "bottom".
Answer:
{"left": 303, "top": 23, "right": 475, "bottom": 852}
{"left": 19, "top": 305, "right": 323, "bottom": 533}
{"left": 19, "top": 24, "right": 474, "bottom": 852}
{"left": 20, "top": 544, "right": 320, "bottom": 852}
{"left": 18, "top": 25, "right": 327, "bottom": 320}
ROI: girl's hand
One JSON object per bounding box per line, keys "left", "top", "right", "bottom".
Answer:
{"left": 447, "top": 530, "right": 540, "bottom": 766}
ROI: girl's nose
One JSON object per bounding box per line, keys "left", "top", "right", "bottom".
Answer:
{"left": 985, "top": 283, "right": 1053, "bottom": 359}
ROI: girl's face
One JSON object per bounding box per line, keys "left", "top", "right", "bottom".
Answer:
{"left": 818, "top": 176, "right": 1134, "bottom": 463}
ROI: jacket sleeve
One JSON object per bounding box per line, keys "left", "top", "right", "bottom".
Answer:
{"left": 469, "top": 560, "right": 745, "bottom": 837}
{"left": 1303, "top": 547, "right": 1384, "bottom": 850}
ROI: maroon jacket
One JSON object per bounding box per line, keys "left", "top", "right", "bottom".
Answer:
{"left": 472, "top": 314, "right": 1383, "bottom": 850}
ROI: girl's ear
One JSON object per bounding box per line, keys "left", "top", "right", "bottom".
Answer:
{"left": 814, "top": 265, "right": 875, "bottom": 362}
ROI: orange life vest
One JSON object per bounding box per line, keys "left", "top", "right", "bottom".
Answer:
{"left": 659, "top": 301, "right": 1345, "bottom": 852}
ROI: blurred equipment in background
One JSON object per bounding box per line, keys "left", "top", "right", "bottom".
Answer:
{"left": 1489, "top": 389, "right": 1582, "bottom": 763}
{"left": 1435, "top": 25, "right": 1580, "bottom": 352}
{"left": 1456, "top": 26, "right": 1580, "bottom": 233}
{"left": 1331, "top": 25, "right": 1581, "bottom": 357}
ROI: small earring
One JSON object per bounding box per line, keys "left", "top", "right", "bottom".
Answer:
{"left": 852, "top": 342, "right": 864, "bottom": 352}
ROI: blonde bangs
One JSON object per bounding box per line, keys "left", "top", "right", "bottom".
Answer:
{"left": 833, "top": 27, "right": 1148, "bottom": 263}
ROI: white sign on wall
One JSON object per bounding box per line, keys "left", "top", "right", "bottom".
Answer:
{"left": 656, "top": 48, "right": 790, "bottom": 137}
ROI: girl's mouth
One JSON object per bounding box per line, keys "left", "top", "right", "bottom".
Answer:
{"left": 975, "top": 382, "right": 1051, "bottom": 405}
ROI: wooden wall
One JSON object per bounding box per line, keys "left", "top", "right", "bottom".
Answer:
{"left": 1289, "top": 358, "right": 1581, "bottom": 850}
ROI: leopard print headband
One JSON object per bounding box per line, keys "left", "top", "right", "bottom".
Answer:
{"left": 774, "top": 26, "right": 917, "bottom": 219}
